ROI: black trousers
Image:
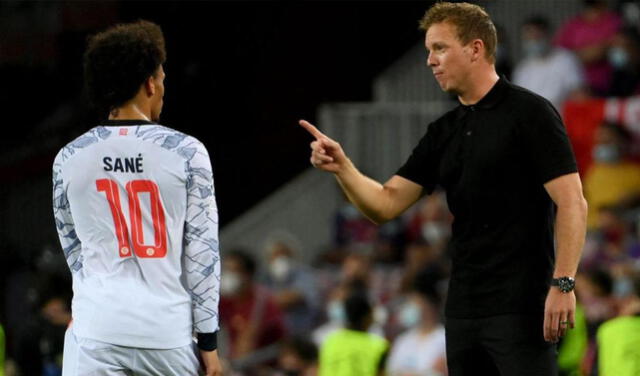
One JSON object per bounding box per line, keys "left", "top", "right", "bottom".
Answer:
{"left": 445, "top": 314, "right": 558, "bottom": 376}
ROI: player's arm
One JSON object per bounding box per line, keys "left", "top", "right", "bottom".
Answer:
{"left": 52, "top": 154, "right": 83, "bottom": 273}
{"left": 183, "top": 141, "right": 222, "bottom": 375}
{"left": 543, "top": 172, "right": 587, "bottom": 342}
{"left": 300, "top": 120, "right": 423, "bottom": 224}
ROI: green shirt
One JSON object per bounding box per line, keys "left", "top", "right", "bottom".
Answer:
{"left": 320, "top": 329, "right": 388, "bottom": 376}
{"left": 597, "top": 315, "right": 640, "bottom": 376}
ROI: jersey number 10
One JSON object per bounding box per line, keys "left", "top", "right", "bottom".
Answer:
{"left": 96, "top": 179, "right": 167, "bottom": 258}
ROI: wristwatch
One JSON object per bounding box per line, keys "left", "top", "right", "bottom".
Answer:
{"left": 551, "top": 277, "right": 575, "bottom": 293}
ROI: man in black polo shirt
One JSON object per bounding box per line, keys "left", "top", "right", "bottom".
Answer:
{"left": 300, "top": 2, "right": 587, "bottom": 375}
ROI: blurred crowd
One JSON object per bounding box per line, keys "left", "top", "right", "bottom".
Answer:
{"left": 3, "top": 0, "right": 640, "bottom": 375}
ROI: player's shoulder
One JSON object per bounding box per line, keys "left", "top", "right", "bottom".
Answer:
{"left": 133, "top": 123, "right": 209, "bottom": 160}
{"left": 505, "top": 81, "right": 554, "bottom": 110}
{"left": 54, "top": 126, "right": 113, "bottom": 167}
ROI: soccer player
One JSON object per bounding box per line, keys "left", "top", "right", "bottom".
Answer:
{"left": 301, "top": 2, "right": 587, "bottom": 375}
{"left": 52, "top": 21, "right": 222, "bottom": 376}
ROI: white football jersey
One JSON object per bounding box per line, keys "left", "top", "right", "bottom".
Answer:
{"left": 53, "top": 120, "right": 220, "bottom": 349}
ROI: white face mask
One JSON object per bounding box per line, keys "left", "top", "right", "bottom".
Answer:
{"left": 422, "top": 222, "right": 450, "bottom": 245}
{"left": 593, "top": 144, "right": 621, "bottom": 164}
{"left": 608, "top": 46, "right": 629, "bottom": 69}
{"left": 220, "top": 271, "right": 242, "bottom": 296}
{"left": 398, "top": 302, "right": 422, "bottom": 328}
{"left": 523, "top": 39, "right": 549, "bottom": 59}
{"left": 269, "top": 256, "right": 292, "bottom": 281}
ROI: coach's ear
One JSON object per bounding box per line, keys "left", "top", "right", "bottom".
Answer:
{"left": 144, "top": 75, "right": 156, "bottom": 97}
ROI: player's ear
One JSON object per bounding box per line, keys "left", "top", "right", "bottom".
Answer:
{"left": 468, "top": 39, "right": 484, "bottom": 62}
{"left": 144, "top": 76, "right": 156, "bottom": 97}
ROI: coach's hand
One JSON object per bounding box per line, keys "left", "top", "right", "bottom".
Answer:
{"left": 299, "top": 119, "right": 348, "bottom": 174}
{"left": 543, "top": 288, "right": 576, "bottom": 343}
{"left": 200, "top": 349, "right": 223, "bottom": 376}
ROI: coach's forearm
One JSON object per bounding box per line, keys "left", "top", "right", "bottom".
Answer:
{"left": 334, "top": 158, "right": 392, "bottom": 224}
{"left": 553, "top": 197, "right": 588, "bottom": 278}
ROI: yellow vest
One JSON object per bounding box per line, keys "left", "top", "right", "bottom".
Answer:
{"left": 0, "top": 324, "right": 4, "bottom": 376}
{"left": 597, "top": 316, "right": 640, "bottom": 376}
{"left": 320, "top": 329, "right": 388, "bottom": 376}
{"left": 558, "top": 304, "right": 588, "bottom": 375}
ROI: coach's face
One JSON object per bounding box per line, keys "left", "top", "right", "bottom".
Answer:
{"left": 425, "top": 22, "right": 474, "bottom": 95}
{"left": 150, "top": 65, "right": 165, "bottom": 122}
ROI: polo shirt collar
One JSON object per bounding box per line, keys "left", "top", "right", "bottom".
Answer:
{"left": 461, "top": 76, "right": 509, "bottom": 110}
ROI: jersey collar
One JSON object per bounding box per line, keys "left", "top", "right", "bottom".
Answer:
{"left": 101, "top": 119, "right": 157, "bottom": 126}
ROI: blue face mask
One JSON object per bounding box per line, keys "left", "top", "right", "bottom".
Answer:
{"left": 398, "top": 302, "right": 422, "bottom": 328}
{"left": 523, "top": 39, "right": 549, "bottom": 59}
{"left": 608, "top": 47, "right": 629, "bottom": 69}
{"left": 593, "top": 144, "right": 621, "bottom": 163}
{"left": 327, "top": 301, "right": 346, "bottom": 324}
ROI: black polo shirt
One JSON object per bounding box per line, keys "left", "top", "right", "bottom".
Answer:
{"left": 397, "top": 77, "right": 578, "bottom": 318}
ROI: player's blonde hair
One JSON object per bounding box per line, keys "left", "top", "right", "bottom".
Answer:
{"left": 419, "top": 2, "right": 497, "bottom": 64}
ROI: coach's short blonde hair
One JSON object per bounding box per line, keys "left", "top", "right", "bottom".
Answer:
{"left": 419, "top": 2, "right": 497, "bottom": 63}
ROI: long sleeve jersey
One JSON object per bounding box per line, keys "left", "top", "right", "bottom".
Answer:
{"left": 52, "top": 120, "right": 220, "bottom": 349}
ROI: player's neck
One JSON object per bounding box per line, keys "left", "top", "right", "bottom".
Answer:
{"left": 458, "top": 68, "right": 499, "bottom": 106}
{"left": 109, "top": 102, "right": 151, "bottom": 121}
{"left": 418, "top": 319, "right": 438, "bottom": 335}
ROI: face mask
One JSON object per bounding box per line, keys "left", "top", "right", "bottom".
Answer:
{"left": 399, "top": 302, "right": 422, "bottom": 328}
{"left": 614, "top": 276, "right": 634, "bottom": 297}
{"left": 327, "top": 300, "right": 346, "bottom": 324}
{"left": 523, "top": 39, "right": 549, "bottom": 59}
{"left": 269, "top": 256, "right": 292, "bottom": 282}
{"left": 220, "top": 271, "right": 242, "bottom": 296}
{"left": 593, "top": 144, "right": 621, "bottom": 163}
{"left": 422, "top": 222, "right": 449, "bottom": 245}
{"left": 373, "top": 305, "right": 388, "bottom": 325}
{"left": 608, "top": 47, "right": 629, "bottom": 69}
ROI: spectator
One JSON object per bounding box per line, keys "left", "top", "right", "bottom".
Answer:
{"left": 596, "top": 272, "right": 640, "bottom": 376}
{"left": 606, "top": 27, "right": 640, "bottom": 97}
{"left": 576, "top": 269, "right": 616, "bottom": 332}
{"left": 398, "top": 241, "right": 445, "bottom": 294}
{"left": 404, "top": 192, "right": 451, "bottom": 250}
{"left": 555, "top": 0, "right": 622, "bottom": 95}
{"left": 319, "top": 290, "right": 388, "bottom": 376}
{"left": 584, "top": 122, "right": 640, "bottom": 229}
{"left": 513, "top": 15, "right": 585, "bottom": 110}
{"left": 313, "top": 278, "right": 385, "bottom": 346}
{"left": 39, "top": 295, "right": 71, "bottom": 376}
{"left": 312, "top": 283, "right": 350, "bottom": 346}
{"left": 219, "top": 250, "right": 286, "bottom": 362}
{"left": 386, "top": 272, "right": 446, "bottom": 376}
{"left": 274, "top": 337, "right": 318, "bottom": 376}
{"left": 583, "top": 206, "right": 640, "bottom": 296}
{"left": 574, "top": 269, "right": 617, "bottom": 374}
{"left": 334, "top": 201, "right": 378, "bottom": 250}
{"left": 261, "top": 232, "right": 320, "bottom": 336}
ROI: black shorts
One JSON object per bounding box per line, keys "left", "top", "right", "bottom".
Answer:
{"left": 445, "top": 314, "right": 558, "bottom": 376}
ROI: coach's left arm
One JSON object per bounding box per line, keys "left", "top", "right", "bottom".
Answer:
{"left": 543, "top": 172, "right": 588, "bottom": 343}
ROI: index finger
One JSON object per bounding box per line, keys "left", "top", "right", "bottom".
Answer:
{"left": 299, "top": 119, "right": 325, "bottom": 139}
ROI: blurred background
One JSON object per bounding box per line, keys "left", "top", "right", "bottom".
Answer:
{"left": 1, "top": 0, "right": 640, "bottom": 375}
